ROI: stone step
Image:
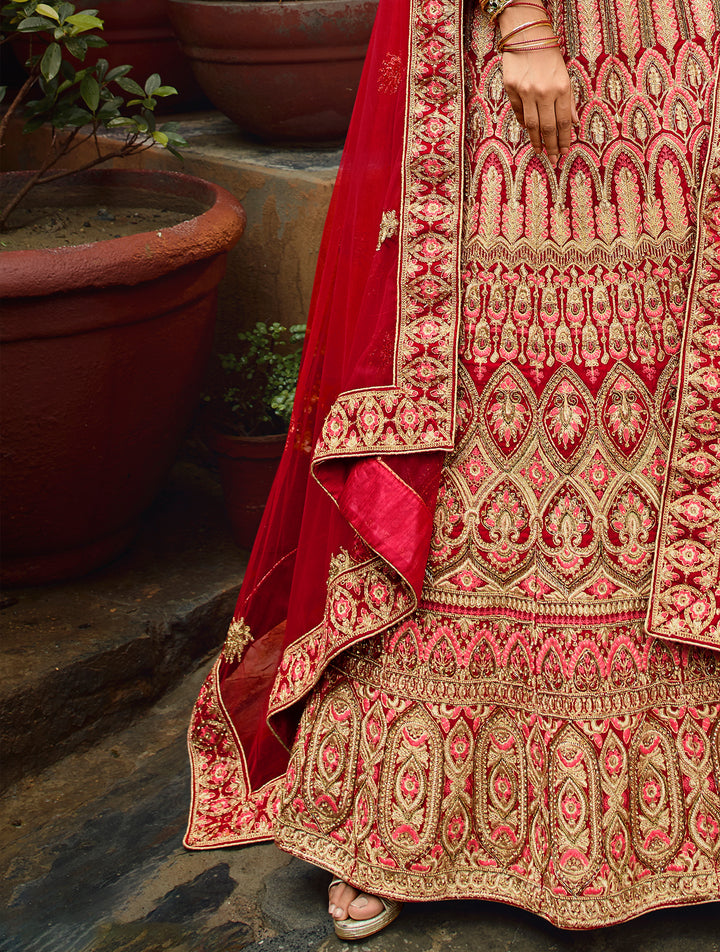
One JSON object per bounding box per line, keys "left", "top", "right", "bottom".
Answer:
{"left": 0, "top": 461, "right": 246, "bottom": 793}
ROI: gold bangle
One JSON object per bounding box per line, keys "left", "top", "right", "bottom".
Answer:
{"left": 501, "top": 38, "right": 560, "bottom": 51}
{"left": 498, "top": 19, "right": 554, "bottom": 51}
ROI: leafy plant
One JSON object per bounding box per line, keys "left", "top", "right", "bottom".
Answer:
{"left": 0, "top": 0, "right": 187, "bottom": 229}
{"left": 217, "top": 322, "right": 306, "bottom": 437}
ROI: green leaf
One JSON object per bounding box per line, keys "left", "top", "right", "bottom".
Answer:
{"left": 144, "top": 72, "right": 160, "bottom": 95}
{"left": 152, "top": 85, "right": 177, "bottom": 99}
{"left": 152, "top": 130, "right": 168, "bottom": 146}
{"left": 80, "top": 72, "right": 99, "bottom": 111}
{"left": 65, "top": 12, "right": 103, "bottom": 33}
{"left": 35, "top": 2, "right": 59, "bottom": 19}
{"left": 40, "top": 41, "right": 61, "bottom": 80}
{"left": 115, "top": 75, "right": 144, "bottom": 97}
{"left": 51, "top": 104, "right": 91, "bottom": 126}
{"left": 17, "top": 15, "right": 53, "bottom": 31}
{"left": 23, "top": 114, "right": 48, "bottom": 133}
{"left": 64, "top": 35, "right": 87, "bottom": 59}
{"left": 0, "top": 85, "right": 6, "bottom": 104}
{"left": 105, "top": 64, "right": 131, "bottom": 82}
{"left": 106, "top": 116, "right": 136, "bottom": 128}
{"left": 83, "top": 34, "right": 106, "bottom": 48}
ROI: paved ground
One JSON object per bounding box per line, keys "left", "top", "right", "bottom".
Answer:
{"left": 2, "top": 656, "right": 719, "bottom": 952}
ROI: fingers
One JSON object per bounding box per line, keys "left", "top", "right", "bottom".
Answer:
{"left": 556, "top": 92, "right": 574, "bottom": 157}
{"left": 523, "top": 103, "right": 543, "bottom": 154}
{"left": 538, "top": 102, "right": 560, "bottom": 166}
{"left": 507, "top": 89, "right": 525, "bottom": 128}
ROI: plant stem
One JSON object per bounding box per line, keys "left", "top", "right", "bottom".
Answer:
{"left": 0, "top": 71, "right": 39, "bottom": 151}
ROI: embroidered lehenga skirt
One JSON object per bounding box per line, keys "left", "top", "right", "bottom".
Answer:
{"left": 268, "top": 0, "right": 720, "bottom": 929}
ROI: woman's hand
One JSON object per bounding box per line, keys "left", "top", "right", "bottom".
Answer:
{"left": 498, "top": 5, "right": 578, "bottom": 167}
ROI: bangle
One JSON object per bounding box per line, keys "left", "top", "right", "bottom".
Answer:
{"left": 501, "top": 37, "right": 561, "bottom": 52}
{"left": 482, "top": 0, "right": 547, "bottom": 21}
{"left": 498, "top": 19, "right": 555, "bottom": 51}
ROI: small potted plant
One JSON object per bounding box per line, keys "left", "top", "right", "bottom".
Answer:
{"left": 206, "top": 321, "right": 306, "bottom": 548}
{"left": 0, "top": 0, "right": 247, "bottom": 584}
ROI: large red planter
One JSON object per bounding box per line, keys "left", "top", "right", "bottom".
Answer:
{"left": 0, "top": 169, "right": 246, "bottom": 585}
{"left": 167, "top": 0, "right": 379, "bottom": 144}
{"left": 90, "top": 0, "right": 207, "bottom": 111}
{"left": 206, "top": 427, "right": 285, "bottom": 549}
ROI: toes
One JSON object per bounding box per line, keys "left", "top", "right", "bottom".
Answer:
{"left": 330, "top": 883, "right": 355, "bottom": 921}
{"left": 348, "top": 893, "right": 384, "bottom": 921}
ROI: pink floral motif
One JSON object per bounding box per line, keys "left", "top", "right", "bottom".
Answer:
{"left": 642, "top": 778, "right": 662, "bottom": 807}
{"left": 579, "top": 450, "right": 617, "bottom": 499}
{"left": 604, "top": 373, "right": 649, "bottom": 450}
{"left": 585, "top": 576, "right": 619, "bottom": 599}
{"left": 545, "top": 377, "right": 588, "bottom": 452}
{"left": 519, "top": 449, "right": 555, "bottom": 499}
{"left": 487, "top": 373, "right": 531, "bottom": 448}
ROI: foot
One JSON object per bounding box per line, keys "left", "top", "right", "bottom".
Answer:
{"left": 328, "top": 880, "right": 384, "bottom": 923}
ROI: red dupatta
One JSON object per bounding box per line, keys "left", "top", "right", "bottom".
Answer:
{"left": 185, "top": 0, "right": 720, "bottom": 849}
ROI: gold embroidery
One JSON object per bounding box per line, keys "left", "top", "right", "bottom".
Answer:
{"left": 376, "top": 209, "right": 399, "bottom": 250}
{"left": 222, "top": 617, "right": 253, "bottom": 664}
{"left": 314, "top": 0, "right": 465, "bottom": 462}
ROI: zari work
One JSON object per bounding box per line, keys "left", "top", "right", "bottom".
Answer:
{"left": 186, "top": 0, "right": 720, "bottom": 931}
{"left": 271, "top": 0, "right": 720, "bottom": 929}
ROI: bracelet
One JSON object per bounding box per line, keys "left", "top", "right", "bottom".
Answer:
{"left": 481, "top": 0, "right": 549, "bottom": 23}
{"left": 498, "top": 19, "right": 555, "bottom": 51}
{"left": 501, "top": 38, "right": 561, "bottom": 52}
{"left": 482, "top": 0, "right": 520, "bottom": 22}
{"left": 505, "top": 1, "right": 549, "bottom": 9}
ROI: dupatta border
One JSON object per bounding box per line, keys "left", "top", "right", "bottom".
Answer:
{"left": 646, "top": 64, "right": 720, "bottom": 650}
{"left": 312, "top": 0, "right": 465, "bottom": 464}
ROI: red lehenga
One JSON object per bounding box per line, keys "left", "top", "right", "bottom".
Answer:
{"left": 186, "top": 0, "right": 720, "bottom": 929}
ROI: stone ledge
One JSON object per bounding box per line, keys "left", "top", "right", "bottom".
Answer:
{"left": 0, "top": 461, "right": 247, "bottom": 793}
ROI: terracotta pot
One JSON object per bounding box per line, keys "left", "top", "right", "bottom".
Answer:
{"left": 206, "top": 427, "right": 285, "bottom": 548}
{"left": 167, "top": 0, "right": 379, "bottom": 144}
{"left": 89, "top": 0, "right": 207, "bottom": 111}
{"left": 11, "top": 0, "right": 206, "bottom": 111}
{"left": 0, "top": 169, "right": 246, "bottom": 585}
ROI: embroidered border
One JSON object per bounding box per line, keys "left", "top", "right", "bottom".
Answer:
{"left": 184, "top": 660, "right": 282, "bottom": 849}
{"left": 647, "top": 67, "right": 720, "bottom": 649}
{"left": 313, "top": 0, "right": 464, "bottom": 462}
{"left": 267, "top": 551, "right": 415, "bottom": 716}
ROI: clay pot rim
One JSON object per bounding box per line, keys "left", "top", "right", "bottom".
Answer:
{"left": 0, "top": 168, "right": 246, "bottom": 299}
{"left": 205, "top": 421, "right": 288, "bottom": 458}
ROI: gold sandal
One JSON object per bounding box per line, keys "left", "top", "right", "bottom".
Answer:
{"left": 328, "top": 877, "right": 402, "bottom": 940}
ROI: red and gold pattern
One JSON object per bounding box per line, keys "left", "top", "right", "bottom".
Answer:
{"left": 313, "top": 0, "right": 464, "bottom": 462}
{"left": 275, "top": 622, "right": 720, "bottom": 925}
{"left": 271, "top": 0, "right": 720, "bottom": 928}
{"left": 648, "top": 76, "right": 720, "bottom": 648}
{"left": 187, "top": 0, "right": 720, "bottom": 928}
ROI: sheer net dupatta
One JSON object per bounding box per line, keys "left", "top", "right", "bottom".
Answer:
{"left": 647, "top": 65, "right": 720, "bottom": 653}
{"left": 185, "top": 0, "right": 466, "bottom": 849}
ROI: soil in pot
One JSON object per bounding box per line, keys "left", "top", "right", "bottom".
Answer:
{"left": 0, "top": 203, "right": 200, "bottom": 251}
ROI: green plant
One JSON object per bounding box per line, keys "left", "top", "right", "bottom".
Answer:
{"left": 217, "top": 321, "right": 306, "bottom": 437}
{"left": 0, "top": 0, "right": 187, "bottom": 229}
